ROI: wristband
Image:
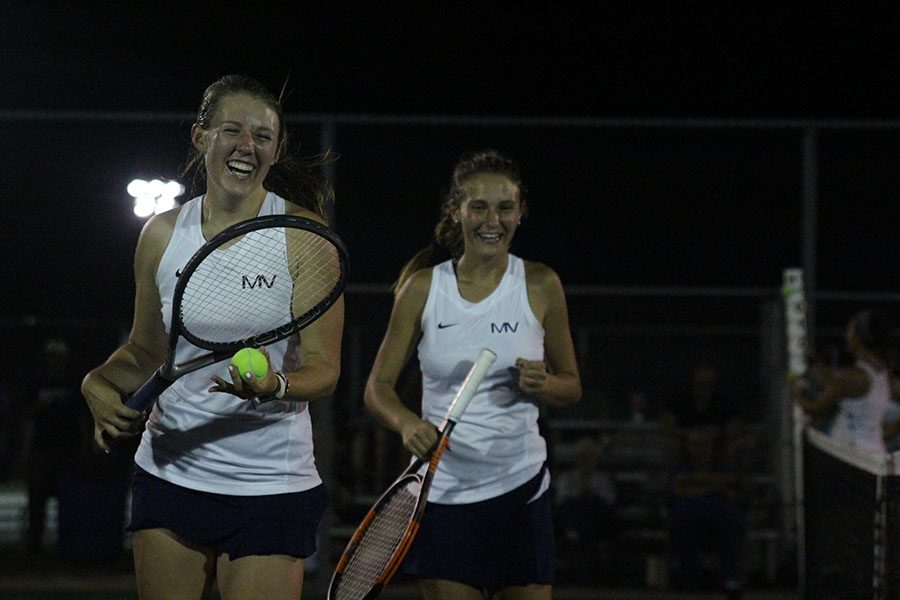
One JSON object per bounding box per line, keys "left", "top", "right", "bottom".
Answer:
{"left": 279, "top": 371, "right": 291, "bottom": 399}
{"left": 257, "top": 372, "right": 289, "bottom": 402}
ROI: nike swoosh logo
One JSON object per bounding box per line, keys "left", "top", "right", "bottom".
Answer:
{"left": 437, "top": 322, "right": 458, "bottom": 329}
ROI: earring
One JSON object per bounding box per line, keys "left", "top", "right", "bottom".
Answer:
{"left": 517, "top": 219, "right": 521, "bottom": 225}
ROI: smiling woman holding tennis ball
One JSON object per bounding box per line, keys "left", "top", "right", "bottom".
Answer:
{"left": 80, "top": 75, "right": 343, "bottom": 600}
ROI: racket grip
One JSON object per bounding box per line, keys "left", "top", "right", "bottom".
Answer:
{"left": 446, "top": 348, "right": 497, "bottom": 423}
{"left": 124, "top": 372, "right": 174, "bottom": 412}
{"left": 99, "top": 372, "right": 172, "bottom": 446}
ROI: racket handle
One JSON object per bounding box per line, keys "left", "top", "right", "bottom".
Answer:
{"left": 100, "top": 372, "right": 172, "bottom": 446}
{"left": 125, "top": 371, "right": 174, "bottom": 412}
{"left": 446, "top": 348, "right": 497, "bottom": 423}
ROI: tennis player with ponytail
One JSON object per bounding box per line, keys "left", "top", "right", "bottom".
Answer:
{"left": 81, "top": 75, "right": 343, "bottom": 600}
{"left": 791, "top": 309, "right": 894, "bottom": 453}
{"left": 364, "top": 150, "right": 581, "bottom": 599}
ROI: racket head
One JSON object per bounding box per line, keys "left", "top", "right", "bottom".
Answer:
{"left": 328, "top": 473, "right": 425, "bottom": 600}
{"left": 327, "top": 349, "right": 496, "bottom": 599}
{"left": 169, "top": 215, "right": 348, "bottom": 362}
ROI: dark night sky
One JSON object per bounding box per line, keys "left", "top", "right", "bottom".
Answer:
{"left": 4, "top": 5, "right": 900, "bottom": 119}
{"left": 2, "top": 4, "right": 899, "bottom": 329}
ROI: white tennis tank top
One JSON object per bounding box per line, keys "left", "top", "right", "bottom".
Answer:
{"left": 417, "top": 256, "right": 547, "bottom": 503}
{"left": 134, "top": 193, "right": 322, "bottom": 495}
{"left": 829, "top": 360, "right": 891, "bottom": 454}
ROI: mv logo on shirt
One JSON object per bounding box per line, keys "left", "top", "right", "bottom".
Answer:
{"left": 242, "top": 275, "right": 277, "bottom": 289}
{"left": 491, "top": 321, "right": 519, "bottom": 334}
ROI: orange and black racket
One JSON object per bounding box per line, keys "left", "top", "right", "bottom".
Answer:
{"left": 327, "top": 348, "right": 497, "bottom": 600}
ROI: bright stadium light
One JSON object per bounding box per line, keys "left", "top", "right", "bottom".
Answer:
{"left": 128, "top": 178, "right": 185, "bottom": 217}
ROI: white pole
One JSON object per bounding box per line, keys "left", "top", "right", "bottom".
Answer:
{"left": 783, "top": 267, "right": 809, "bottom": 591}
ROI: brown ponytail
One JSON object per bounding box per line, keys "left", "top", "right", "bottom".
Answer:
{"left": 180, "top": 74, "right": 335, "bottom": 222}
{"left": 263, "top": 152, "right": 335, "bottom": 221}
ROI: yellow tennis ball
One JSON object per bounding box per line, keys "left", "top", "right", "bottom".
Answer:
{"left": 231, "top": 348, "right": 269, "bottom": 381}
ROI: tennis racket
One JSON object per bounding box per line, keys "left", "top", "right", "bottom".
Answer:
{"left": 117, "top": 214, "right": 347, "bottom": 415}
{"left": 327, "top": 347, "right": 497, "bottom": 600}
{"left": 783, "top": 268, "right": 823, "bottom": 397}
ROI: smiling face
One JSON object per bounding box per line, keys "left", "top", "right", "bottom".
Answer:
{"left": 191, "top": 93, "right": 280, "bottom": 203}
{"left": 454, "top": 172, "right": 523, "bottom": 260}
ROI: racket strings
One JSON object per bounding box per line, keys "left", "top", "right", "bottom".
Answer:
{"left": 335, "top": 482, "right": 419, "bottom": 599}
{"left": 180, "top": 226, "right": 341, "bottom": 345}
{"left": 285, "top": 229, "right": 342, "bottom": 317}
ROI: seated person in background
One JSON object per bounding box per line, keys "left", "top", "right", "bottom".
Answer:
{"left": 554, "top": 436, "right": 618, "bottom": 581}
{"left": 607, "top": 389, "right": 655, "bottom": 424}
{"left": 23, "top": 338, "right": 82, "bottom": 555}
{"left": 661, "top": 360, "right": 745, "bottom": 598}
{"left": 625, "top": 390, "right": 653, "bottom": 425}
{"left": 791, "top": 309, "right": 894, "bottom": 454}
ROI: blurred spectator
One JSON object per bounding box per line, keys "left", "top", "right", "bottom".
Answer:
{"left": 606, "top": 389, "right": 656, "bottom": 424}
{"left": 554, "top": 436, "right": 619, "bottom": 583}
{"left": 792, "top": 309, "right": 894, "bottom": 454}
{"left": 22, "top": 337, "right": 133, "bottom": 563}
{"left": 625, "top": 390, "right": 654, "bottom": 425}
{"left": 0, "top": 381, "right": 22, "bottom": 481}
{"left": 661, "top": 360, "right": 745, "bottom": 599}
{"left": 23, "top": 338, "right": 81, "bottom": 554}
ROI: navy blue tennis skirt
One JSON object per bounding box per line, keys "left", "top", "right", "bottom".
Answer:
{"left": 128, "top": 466, "right": 328, "bottom": 559}
{"left": 401, "top": 467, "right": 555, "bottom": 590}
